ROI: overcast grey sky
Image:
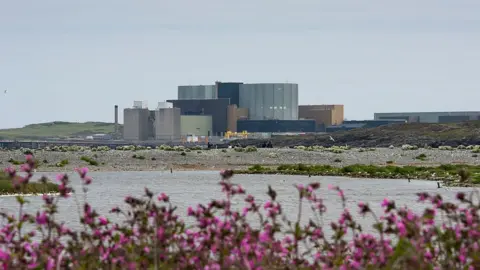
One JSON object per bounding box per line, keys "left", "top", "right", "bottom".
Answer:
{"left": 0, "top": 0, "right": 479, "bottom": 128}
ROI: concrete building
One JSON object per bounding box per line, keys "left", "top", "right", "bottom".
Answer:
{"left": 374, "top": 111, "right": 480, "bottom": 123}
{"left": 178, "top": 85, "right": 217, "bottom": 100}
{"left": 123, "top": 105, "right": 150, "bottom": 141}
{"left": 239, "top": 83, "right": 298, "bottom": 120}
{"left": 299, "top": 105, "right": 344, "bottom": 131}
{"left": 167, "top": 98, "right": 231, "bottom": 136}
{"left": 227, "top": 104, "right": 249, "bottom": 132}
{"left": 153, "top": 102, "right": 181, "bottom": 140}
{"left": 216, "top": 82, "right": 243, "bottom": 107}
{"left": 180, "top": 115, "right": 212, "bottom": 136}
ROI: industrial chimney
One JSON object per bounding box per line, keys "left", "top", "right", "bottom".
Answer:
{"left": 114, "top": 105, "right": 119, "bottom": 138}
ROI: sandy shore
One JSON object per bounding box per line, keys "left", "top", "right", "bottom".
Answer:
{"left": 0, "top": 147, "right": 479, "bottom": 173}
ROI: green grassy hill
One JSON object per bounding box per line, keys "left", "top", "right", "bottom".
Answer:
{"left": 0, "top": 121, "right": 123, "bottom": 140}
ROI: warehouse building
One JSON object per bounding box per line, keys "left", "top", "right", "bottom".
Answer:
{"left": 374, "top": 111, "right": 480, "bottom": 123}
{"left": 239, "top": 83, "right": 298, "bottom": 120}
{"left": 167, "top": 98, "right": 231, "bottom": 136}
{"left": 299, "top": 104, "right": 344, "bottom": 131}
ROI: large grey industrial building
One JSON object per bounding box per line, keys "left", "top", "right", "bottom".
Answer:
{"left": 374, "top": 111, "right": 480, "bottom": 123}
{"left": 239, "top": 83, "right": 298, "bottom": 120}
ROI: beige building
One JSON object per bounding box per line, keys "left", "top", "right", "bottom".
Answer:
{"left": 299, "top": 105, "right": 344, "bottom": 130}
{"left": 180, "top": 115, "right": 213, "bottom": 136}
{"left": 227, "top": 104, "right": 249, "bottom": 132}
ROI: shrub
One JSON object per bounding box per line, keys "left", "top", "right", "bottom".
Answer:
{"left": 415, "top": 153, "right": 428, "bottom": 161}
{"left": 0, "top": 157, "right": 479, "bottom": 269}
{"left": 401, "top": 144, "right": 418, "bottom": 150}
{"left": 7, "top": 158, "right": 22, "bottom": 165}
{"left": 55, "top": 159, "right": 69, "bottom": 167}
{"left": 386, "top": 160, "right": 394, "bottom": 164}
{"left": 245, "top": 146, "right": 257, "bottom": 152}
{"left": 334, "top": 158, "right": 342, "bottom": 162}
{"left": 268, "top": 152, "right": 278, "bottom": 158}
{"left": 80, "top": 156, "right": 99, "bottom": 166}
{"left": 180, "top": 151, "right": 186, "bottom": 156}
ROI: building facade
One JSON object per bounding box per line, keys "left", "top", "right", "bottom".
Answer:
{"left": 154, "top": 107, "right": 181, "bottom": 140}
{"left": 167, "top": 98, "right": 231, "bottom": 136}
{"left": 216, "top": 82, "right": 243, "bottom": 107}
{"left": 237, "top": 119, "right": 316, "bottom": 133}
{"left": 239, "top": 83, "right": 298, "bottom": 121}
{"left": 180, "top": 115, "right": 213, "bottom": 136}
{"left": 123, "top": 108, "right": 151, "bottom": 141}
{"left": 374, "top": 111, "right": 480, "bottom": 123}
{"left": 299, "top": 105, "right": 344, "bottom": 131}
{"left": 178, "top": 85, "right": 217, "bottom": 100}
{"left": 226, "top": 104, "right": 249, "bottom": 132}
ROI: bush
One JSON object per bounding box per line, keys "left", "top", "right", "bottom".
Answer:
{"left": 401, "top": 144, "right": 418, "bottom": 150}
{"left": 415, "top": 153, "right": 427, "bottom": 161}
{"left": 55, "top": 159, "right": 69, "bottom": 167}
{"left": 245, "top": 146, "right": 257, "bottom": 152}
{"left": 80, "top": 156, "right": 99, "bottom": 166}
{"left": 7, "top": 158, "right": 22, "bottom": 165}
{"left": 0, "top": 160, "right": 479, "bottom": 269}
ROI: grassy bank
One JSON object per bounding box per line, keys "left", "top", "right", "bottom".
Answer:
{"left": 0, "top": 121, "right": 119, "bottom": 139}
{"left": 0, "top": 172, "right": 59, "bottom": 195}
{"left": 234, "top": 164, "right": 480, "bottom": 186}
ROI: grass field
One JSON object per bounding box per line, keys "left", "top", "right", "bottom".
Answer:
{"left": 0, "top": 121, "right": 122, "bottom": 139}
{"left": 0, "top": 172, "right": 59, "bottom": 194}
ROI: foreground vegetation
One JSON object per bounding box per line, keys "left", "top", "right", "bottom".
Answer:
{"left": 235, "top": 163, "right": 480, "bottom": 186}
{"left": 0, "top": 156, "right": 59, "bottom": 195}
{"left": 0, "top": 121, "right": 119, "bottom": 139}
{"left": 0, "top": 156, "right": 479, "bottom": 269}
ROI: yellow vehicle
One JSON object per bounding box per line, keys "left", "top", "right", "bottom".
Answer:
{"left": 224, "top": 130, "right": 248, "bottom": 139}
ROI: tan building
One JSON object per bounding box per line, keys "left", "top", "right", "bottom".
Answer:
{"left": 299, "top": 105, "right": 344, "bottom": 130}
{"left": 227, "top": 104, "right": 249, "bottom": 132}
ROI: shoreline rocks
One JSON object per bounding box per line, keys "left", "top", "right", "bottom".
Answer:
{"left": 0, "top": 147, "right": 478, "bottom": 173}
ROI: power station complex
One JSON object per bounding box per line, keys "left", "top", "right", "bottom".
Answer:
{"left": 122, "top": 82, "right": 344, "bottom": 141}
{"left": 121, "top": 81, "right": 480, "bottom": 142}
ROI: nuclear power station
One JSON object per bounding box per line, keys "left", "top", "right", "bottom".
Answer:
{"left": 121, "top": 81, "right": 346, "bottom": 142}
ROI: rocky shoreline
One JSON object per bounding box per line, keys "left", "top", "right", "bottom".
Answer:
{"left": 0, "top": 147, "right": 479, "bottom": 173}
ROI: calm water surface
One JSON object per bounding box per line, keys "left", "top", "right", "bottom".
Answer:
{"left": 0, "top": 171, "right": 473, "bottom": 235}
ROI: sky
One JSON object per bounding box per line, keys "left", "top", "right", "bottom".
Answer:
{"left": 0, "top": 0, "right": 479, "bottom": 128}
